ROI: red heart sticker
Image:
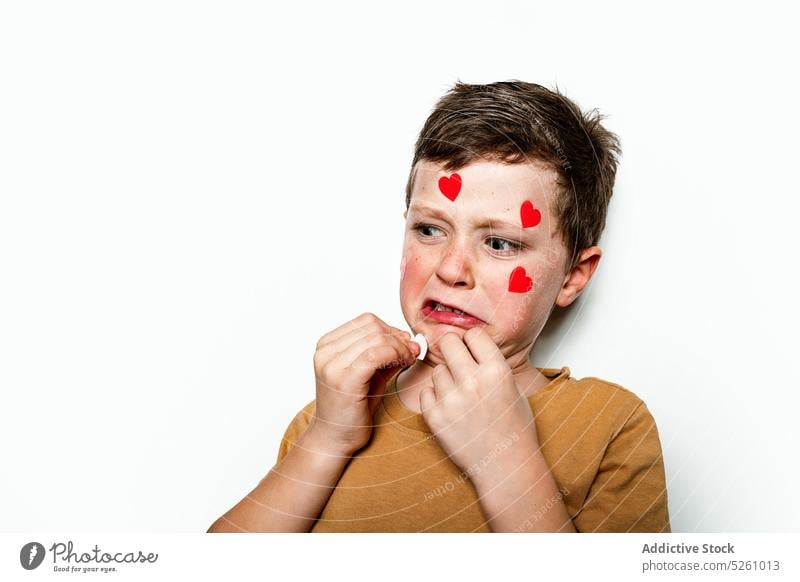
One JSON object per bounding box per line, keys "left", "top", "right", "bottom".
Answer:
{"left": 438, "top": 173, "right": 462, "bottom": 201}
{"left": 520, "top": 200, "right": 541, "bottom": 228}
{"left": 508, "top": 266, "right": 533, "bottom": 293}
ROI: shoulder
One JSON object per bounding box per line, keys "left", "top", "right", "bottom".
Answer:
{"left": 568, "top": 375, "right": 665, "bottom": 457}
{"left": 576, "top": 374, "right": 646, "bottom": 413}
{"left": 534, "top": 371, "right": 656, "bottom": 441}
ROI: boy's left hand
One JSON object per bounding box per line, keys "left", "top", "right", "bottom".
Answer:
{"left": 419, "top": 328, "right": 540, "bottom": 484}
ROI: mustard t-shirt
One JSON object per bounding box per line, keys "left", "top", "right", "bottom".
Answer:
{"left": 276, "top": 366, "right": 670, "bottom": 532}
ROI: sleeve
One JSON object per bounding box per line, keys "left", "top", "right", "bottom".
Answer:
{"left": 573, "top": 401, "right": 671, "bottom": 532}
{"left": 275, "top": 400, "right": 316, "bottom": 464}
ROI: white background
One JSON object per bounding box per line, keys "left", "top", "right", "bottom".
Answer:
{"left": 1, "top": 1, "right": 798, "bottom": 533}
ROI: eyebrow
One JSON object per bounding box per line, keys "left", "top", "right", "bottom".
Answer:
{"left": 409, "top": 203, "right": 526, "bottom": 232}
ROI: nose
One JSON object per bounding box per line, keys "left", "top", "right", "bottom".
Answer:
{"left": 436, "top": 239, "right": 475, "bottom": 288}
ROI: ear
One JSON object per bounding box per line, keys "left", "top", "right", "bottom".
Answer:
{"left": 555, "top": 246, "right": 602, "bottom": 308}
{"left": 403, "top": 210, "right": 408, "bottom": 220}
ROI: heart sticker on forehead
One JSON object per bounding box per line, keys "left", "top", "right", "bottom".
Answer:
{"left": 520, "top": 200, "right": 542, "bottom": 228}
{"left": 438, "top": 173, "right": 462, "bottom": 202}
{"left": 508, "top": 266, "right": 533, "bottom": 293}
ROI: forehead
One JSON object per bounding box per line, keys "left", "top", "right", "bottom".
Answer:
{"left": 409, "top": 158, "right": 559, "bottom": 221}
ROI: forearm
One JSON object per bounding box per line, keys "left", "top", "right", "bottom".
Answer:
{"left": 207, "top": 427, "right": 352, "bottom": 533}
{"left": 472, "top": 446, "right": 576, "bottom": 533}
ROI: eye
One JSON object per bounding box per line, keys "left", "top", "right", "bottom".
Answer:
{"left": 486, "top": 236, "right": 523, "bottom": 255}
{"left": 412, "top": 223, "right": 444, "bottom": 238}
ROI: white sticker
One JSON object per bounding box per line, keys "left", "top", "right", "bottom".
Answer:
{"left": 413, "top": 333, "right": 428, "bottom": 360}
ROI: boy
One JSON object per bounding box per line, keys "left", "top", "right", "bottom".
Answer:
{"left": 208, "top": 80, "right": 670, "bottom": 533}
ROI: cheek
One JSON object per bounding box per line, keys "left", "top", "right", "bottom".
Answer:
{"left": 399, "top": 249, "right": 432, "bottom": 298}
{"left": 488, "top": 264, "right": 543, "bottom": 331}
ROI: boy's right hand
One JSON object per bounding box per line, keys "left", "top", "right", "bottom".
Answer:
{"left": 309, "top": 313, "right": 419, "bottom": 457}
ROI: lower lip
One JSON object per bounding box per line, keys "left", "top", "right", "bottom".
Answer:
{"left": 421, "top": 304, "right": 485, "bottom": 328}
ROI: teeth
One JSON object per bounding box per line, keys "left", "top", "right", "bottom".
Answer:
{"left": 433, "top": 302, "right": 467, "bottom": 315}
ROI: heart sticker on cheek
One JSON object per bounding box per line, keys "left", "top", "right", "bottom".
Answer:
{"left": 438, "top": 173, "right": 462, "bottom": 202}
{"left": 520, "top": 200, "right": 542, "bottom": 228}
{"left": 508, "top": 266, "right": 534, "bottom": 293}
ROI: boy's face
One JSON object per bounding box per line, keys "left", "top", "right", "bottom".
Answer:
{"left": 400, "top": 158, "right": 572, "bottom": 363}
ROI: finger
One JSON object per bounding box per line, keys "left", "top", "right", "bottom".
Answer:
{"left": 339, "top": 331, "right": 414, "bottom": 371}
{"left": 322, "top": 322, "right": 409, "bottom": 358}
{"left": 419, "top": 385, "right": 437, "bottom": 416}
{"left": 346, "top": 344, "right": 409, "bottom": 386}
{"left": 431, "top": 363, "right": 456, "bottom": 398}
{"left": 318, "top": 313, "right": 406, "bottom": 349}
{"left": 461, "top": 327, "right": 504, "bottom": 366}
{"left": 438, "top": 332, "right": 478, "bottom": 386}
{"left": 316, "top": 313, "right": 376, "bottom": 348}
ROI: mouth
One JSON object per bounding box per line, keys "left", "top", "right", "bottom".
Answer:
{"left": 420, "top": 298, "right": 486, "bottom": 328}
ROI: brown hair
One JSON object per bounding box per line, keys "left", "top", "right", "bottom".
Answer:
{"left": 404, "top": 79, "right": 621, "bottom": 275}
